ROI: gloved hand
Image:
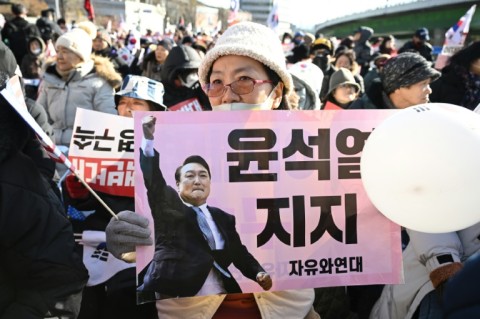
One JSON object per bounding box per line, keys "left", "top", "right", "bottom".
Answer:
{"left": 65, "top": 174, "right": 89, "bottom": 200}
{"left": 256, "top": 272, "right": 273, "bottom": 291}
{"left": 105, "top": 210, "right": 153, "bottom": 261}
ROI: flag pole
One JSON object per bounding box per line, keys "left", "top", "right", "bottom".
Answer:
{"left": 71, "top": 169, "right": 119, "bottom": 220}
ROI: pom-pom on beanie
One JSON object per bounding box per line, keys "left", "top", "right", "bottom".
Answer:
{"left": 56, "top": 28, "right": 93, "bottom": 62}
{"left": 199, "top": 21, "right": 293, "bottom": 94}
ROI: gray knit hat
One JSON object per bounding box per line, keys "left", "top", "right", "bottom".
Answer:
{"left": 327, "top": 67, "right": 360, "bottom": 97}
{"left": 381, "top": 52, "right": 440, "bottom": 95}
{"left": 198, "top": 21, "right": 293, "bottom": 94}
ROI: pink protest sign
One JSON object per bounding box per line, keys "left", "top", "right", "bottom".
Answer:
{"left": 134, "top": 110, "right": 403, "bottom": 300}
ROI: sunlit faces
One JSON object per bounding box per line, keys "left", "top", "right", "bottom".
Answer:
{"left": 56, "top": 46, "right": 83, "bottom": 72}
{"left": 93, "top": 37, "right": 108, "bottom": 51}
{"left": 177, "top": 163, "right": 211, "bottom": 206}
{"left": 155, "top": 45, "right": 169, "bottom": 64}
{"left": 394, "top": 79, "right": 433, "bottom": 109}
{"left": 335, "top": 55, "right": 352, "bottom": 69}
{"left": 333, "top": 83, "right": 358, "bottom": 105}
{"left": 208, "top": 55, "right": 281, "bottom": 108}
{"left": 117, "top": 96, "right": 152, "bottom": 117}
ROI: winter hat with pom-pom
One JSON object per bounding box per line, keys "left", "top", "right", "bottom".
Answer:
{"left": 56, "top": 28, "right": 93, "bottom": 62}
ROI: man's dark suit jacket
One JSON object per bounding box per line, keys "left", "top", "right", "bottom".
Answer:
{"left": 138, "top": 150, "right": 265, "bottom": 298}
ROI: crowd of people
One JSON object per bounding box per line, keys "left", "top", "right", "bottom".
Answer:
{"left": 1, "top": 2, "right": 480, "bottom": 319}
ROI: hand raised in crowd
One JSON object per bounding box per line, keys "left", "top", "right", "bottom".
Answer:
{"left": 105, "top": 210, "right": 153, "bottom": 261}
{"left": 256, "top": 271, "right": 273, "bottom": 291}
{"left": 142, "top": 115, "right": 156, "bottom": 140}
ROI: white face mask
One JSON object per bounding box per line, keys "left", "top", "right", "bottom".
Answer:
{"left": 32, "top": 48, "right": 42, "bottom": 55}
{"left": 213, "top": 83, "right": 279, "bottom": 112}
{"left": 180, "top": 73, "right": 199, "bottom": 88}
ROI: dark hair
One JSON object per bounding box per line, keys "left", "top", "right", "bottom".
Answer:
{"left": 175, "top": 155, "right": 211, "bottom": 183}
{"left": 339, "top": 36, "right": 354, "bottom": 49}
{"left": 335, "top": 48, "right": 356, "bottom": 62}
{"left": 115, "top": 96, "right": 165, "bottom": 112}
{"left": 157, "top": 39, "right": 173, "bottom": 51}
{"left": 41, "top": 8, "right": 54, "bottom": 17}
{"left": 282, "top": 32, "right": 293, "bottom": 42}
{"left": 448, "top": 41, "right": 480, "bottom": 72}
{"left": 263, "top": 65, "right": 294, "bottom": 110}
{"left": 379, "top": 35, "right": 395, "bottom": 55}
{"left": 11, "top": 3, "right": 26, "bottom": 15}
{"left": 146, "top": 100, "right": 166, "bottom": 112}
{"left": 335, "top": 49, "right": 358, "bottom": 73}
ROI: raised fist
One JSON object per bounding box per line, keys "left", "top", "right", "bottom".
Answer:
{"left": 142, "top": 115, "right": 156, "bottom": 140}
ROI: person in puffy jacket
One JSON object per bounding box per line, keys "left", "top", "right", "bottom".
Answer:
{"left": 0, "top": 70, "right": 88, "bottom": 318}
{"left": 37, "top": 28, "right": 122, "bottom": 148}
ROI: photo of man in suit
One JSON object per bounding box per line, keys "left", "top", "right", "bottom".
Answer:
{"left": 137, "top": 115, "right": 272, "bottom": 299}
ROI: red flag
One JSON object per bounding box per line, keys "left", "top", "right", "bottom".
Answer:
{"left": 84, "top": 0, "right": 95, "bottom": 21}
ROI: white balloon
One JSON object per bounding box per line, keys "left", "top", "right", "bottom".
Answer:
{"left": 361, "top": 103, "right": 480, "bottom": 233}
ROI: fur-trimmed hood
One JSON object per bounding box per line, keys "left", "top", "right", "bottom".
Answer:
{"left": 42, "top": 54, "right": 122, "bottom": 89}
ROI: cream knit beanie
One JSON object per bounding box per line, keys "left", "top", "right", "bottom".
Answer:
{"left": 56, "top": 28, "right": 92, "bottom": 62}
{"left": 199, "top": 21, "right": 293, "bottom": 94}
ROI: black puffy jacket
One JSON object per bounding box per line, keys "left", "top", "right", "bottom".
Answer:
{"left": 0, "top": 97, "right": 88, "bottom": 318}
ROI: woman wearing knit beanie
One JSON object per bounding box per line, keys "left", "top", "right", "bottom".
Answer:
{"left": 105, "top": 21, "right": 319, "bottom": 319}
{"left": 198, "top": 21, "right": 296, "bottom": 111}
{"left": 197, "top": 23, "right": 318, "bottom": 318}
{"left": 37, "top": 28, "right": 122, "bottom": 149}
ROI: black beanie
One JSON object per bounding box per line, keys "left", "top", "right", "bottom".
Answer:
{"left": 380, "top": 52, "right": 440, "bottom": 95}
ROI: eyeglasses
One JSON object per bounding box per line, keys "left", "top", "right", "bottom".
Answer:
{"left": 203, "top": 78, "right": 273, "bottom": 97}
